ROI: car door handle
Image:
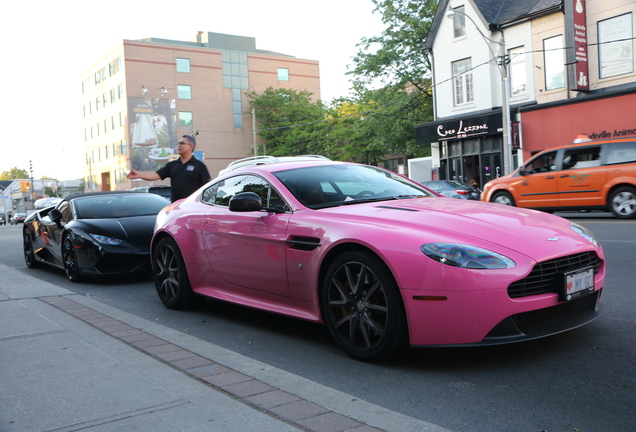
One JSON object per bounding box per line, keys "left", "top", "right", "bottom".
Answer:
{"left": 545, "top": 176, "right": 555, "bottom": 179}
{"left": 560, "top": 175, "right": 570, "bottom": 178}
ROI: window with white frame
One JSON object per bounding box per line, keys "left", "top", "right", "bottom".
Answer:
{"left": 177, "top": 85, "right": 192, "bottom": 99}
{"left": 179, "top": 111, "right": 193, "bottom": 126}
{"left": 453, "top": 6, "right": 466, "bottom": 38}
{"left": 508, "top": 46, "right": 527, "bottom": 96}
{"left": 598, "top": 13, "right": 633, "bottom": 79}
{"left": 278, "top": 68, "right": 289, "bottom": 81}
{"left": 452, "top": 58, "right": 473, "bottom": 105}
{"left": 176, "top": 58, "right": 191, "bottom": 73}
{"left": 543, "top": 35, "right": 565, "bottom": 90}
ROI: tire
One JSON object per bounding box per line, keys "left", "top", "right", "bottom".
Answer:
{"left": 153, "top": 237, "right": 194, "bottom": 309}
{"left": 491, "top": 191, "right": 515, "bottom": 206}
{"left": 321, "top": 251, "right": 408, "bottom": 361}
{"left": 23, "top": 229, "right": 40, "bottom": 268}
{"left": 609, "top": 186, "right": 636, "bottom": 219}
{"left": 62, "top": 235, "right": 82, "bottom": 282}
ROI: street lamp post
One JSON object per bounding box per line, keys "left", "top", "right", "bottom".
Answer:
{"left": 446, "top": 6, "right": 514, "bottom": 175}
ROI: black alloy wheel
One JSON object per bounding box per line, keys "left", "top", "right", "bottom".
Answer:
{"left": 321, "top": 251, "right": 408, "bottom": 361}
{"left": 23, "top": 229, "right": 40, "bottom": 268}
{"left": 153, "top": 237, "right": 194, "bottom": 309}
{"left": 62, "top": 235, "right": 82, "bottom": 282}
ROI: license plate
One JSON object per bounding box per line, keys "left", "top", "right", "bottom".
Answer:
{"left": 562, "top": 267, "right": 594, "bottom": 301}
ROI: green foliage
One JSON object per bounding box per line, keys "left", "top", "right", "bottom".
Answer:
{"left": 333, "top": 85, "right": 433, "bottom": 164}
{"left": 0, "top": 167, "right": 29, "bottom": 180}
{"left": 245, "top": 2, "right": 438, "bottom": 164}
{"left": 350, "top": 0, "right": 437, "bottom": 91}
{"left": 245, "top": 88, "right": 328, "bottom": 157}
{"left": 43, "top": 186, "right": 60, "bottom": 197}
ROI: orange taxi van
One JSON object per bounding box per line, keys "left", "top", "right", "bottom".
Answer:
{"left": 481, "top": 136, "right": 636, "bottom": 219}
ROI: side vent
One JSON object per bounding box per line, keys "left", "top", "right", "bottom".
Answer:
{"left": 286, "top": 236, "right": 321, "bottom": 251}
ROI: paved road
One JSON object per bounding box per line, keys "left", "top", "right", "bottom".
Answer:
{"left": 2, "top": 213, "right": 635, "bottom": 432}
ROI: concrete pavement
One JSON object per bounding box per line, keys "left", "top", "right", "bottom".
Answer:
{"left": 0, "top": 263, "right": 451, "bottom": 432}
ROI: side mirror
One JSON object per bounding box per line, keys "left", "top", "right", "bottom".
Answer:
{"left": 49, "top": 209, "right": 63, "bottom": 226}
{"left": 229, "top": 192, "right": 263, "bottom": 212}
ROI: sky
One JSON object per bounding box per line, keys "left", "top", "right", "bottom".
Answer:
{"left": 0, "top": 0, "right": 385, "bottom": 181}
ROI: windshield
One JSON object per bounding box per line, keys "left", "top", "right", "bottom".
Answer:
{"left": 74, "top": 194, "right": 169, "bottom": 219}
{"left": 273, "top": 164, "right": 435, "bottom": 208}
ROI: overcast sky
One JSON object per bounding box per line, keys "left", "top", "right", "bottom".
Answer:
{"left": 0, "top": 0, "right": 385, "bottom": 181}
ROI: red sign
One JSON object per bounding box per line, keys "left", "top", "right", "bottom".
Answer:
{"left": 571, "top": 0, "right": 589, "bottom": 91}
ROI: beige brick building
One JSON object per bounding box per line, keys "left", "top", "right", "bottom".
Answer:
{"left": 81, "top": 31, "right": 321, "bottom": 192}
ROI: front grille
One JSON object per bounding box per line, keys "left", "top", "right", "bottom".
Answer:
{"left": 95, "top": 253, "right": 151, "bottom": 274}
{"left": 508, "top": 252, "right": 602, "bottom": 299}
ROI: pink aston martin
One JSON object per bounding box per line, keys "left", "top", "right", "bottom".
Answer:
{"left": 150, "top": 156, "right": 605, "bottom": 361}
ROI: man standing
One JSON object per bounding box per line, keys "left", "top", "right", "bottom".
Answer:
{"left": 127, "top": 135, "right": 211, "bottom": 202}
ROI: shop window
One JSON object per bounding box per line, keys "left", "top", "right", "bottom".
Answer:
{"left": 598, "top": 13, "right": 633, "bottom": 79}
{"left": 543, "top": 35, "right": 565, "bottom": 90}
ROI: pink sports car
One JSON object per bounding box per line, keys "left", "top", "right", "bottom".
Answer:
{"left": 151, "top": 157, "right": 605, "bottom": 361}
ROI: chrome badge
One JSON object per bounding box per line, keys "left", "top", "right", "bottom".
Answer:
{"left": 546, "top": 237, "right": 559, "bottom": 242}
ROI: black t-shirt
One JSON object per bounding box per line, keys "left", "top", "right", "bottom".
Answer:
{"left": 156, "top": 157, "right": 212, "bottom": 202}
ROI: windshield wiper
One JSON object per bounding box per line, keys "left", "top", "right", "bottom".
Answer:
{"left": 393, "top": 194, "right": 429, "bottom": 199}
{"left": 341, "top": 196, "right": 398, "bottom": 205}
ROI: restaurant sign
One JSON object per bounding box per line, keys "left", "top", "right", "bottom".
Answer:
{"left": 415, "top": 113, "right": 502, "bottom": 144}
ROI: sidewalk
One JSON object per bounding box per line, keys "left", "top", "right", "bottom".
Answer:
{"left": 0, "top": 263, "right": 451, "bottom": 432}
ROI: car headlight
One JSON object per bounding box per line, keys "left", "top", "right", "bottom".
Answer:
{"left": 89, "top": 234, "right": 123, "bottom": 246}
{"left": 421, "top": 243, "right": 516, "bottom": 269}
{"left": 570, "top": 222, "right": 600, "bottom": 247}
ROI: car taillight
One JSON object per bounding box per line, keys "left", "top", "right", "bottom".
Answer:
{"left": 455, "top": 190, "right": 469, "bottom": 195}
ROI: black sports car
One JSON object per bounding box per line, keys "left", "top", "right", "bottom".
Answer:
{"left": 23, "top": 191, "right": 169, "bottom": 282}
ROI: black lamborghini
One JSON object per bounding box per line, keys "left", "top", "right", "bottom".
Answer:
{"left": 23, "top": 191, "right": 169, "bottom": 282}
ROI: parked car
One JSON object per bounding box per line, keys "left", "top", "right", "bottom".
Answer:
{"left": 150, "top": 156, "right": 605, "bottom": 361}
{"left": 0, "top": 212, "right": 5, "bottom": 225}
{"left": 481, "top": 136, "right": 636, "bottom": 218}
{"left": 420, "top": 180, "right": 481, "bottom": 200}
{"left": 11, "top": 213, "right": 27, "bottom": 224}
{"left": 23, "top": 191, "right": 170, "bottom": 282}
{"left": 131, "top": 185, "right": 172, "bottom": 201}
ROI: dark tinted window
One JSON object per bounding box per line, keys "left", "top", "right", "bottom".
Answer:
{"left": 274, "top": 164, "right": 433, "bottom": 208}
{"left": 58, "top": 202, "right": 73, "bottom": 224}
{"left": 202, "top": 175, "right": 289, "bottom": 211}
{"left": 523, "top": 151, "right": 558, "bottom": 173}
{"left": 75, "top": 194, "right": 168, "bottom": 219}
{"left": 563, "top": 146, "right": 601, "bottom": 170}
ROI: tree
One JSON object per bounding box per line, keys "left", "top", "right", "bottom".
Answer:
{"left": 0, "top": 167, "right": 29, "bottom": 180}
{"left": 245, "top": 87, "right": 329, "bottom": 156}
{"left": 43, "top": 186, "right": 61, "bottom": 197}
{"left": 344, "top": 1, "right": 437, "bottom": 160}
{"left": 328, "top": 84, "right": 433, "bottom": 165}
{"left": 349, "top": 0, "right": 438, "bottom": 92}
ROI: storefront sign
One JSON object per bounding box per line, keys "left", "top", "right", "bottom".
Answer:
{"left": 565, "top": 0, "right": 589, "bottom": 91}
{"left": 582, "top": 128, "right": 636, "bottom": 139}
{"left": 415, "top": 113, "right": 502, "bottom": 144}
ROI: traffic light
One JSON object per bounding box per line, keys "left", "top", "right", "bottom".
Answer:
{"left": 20, "top": 180, "right": 31, "bottom": 192}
